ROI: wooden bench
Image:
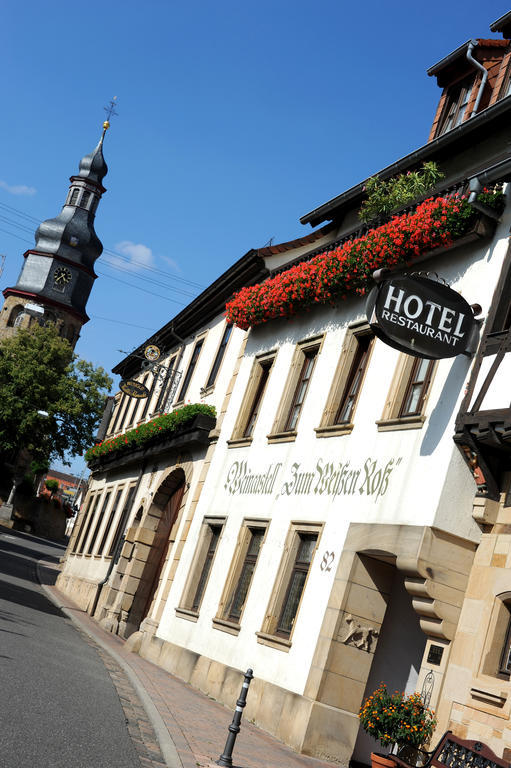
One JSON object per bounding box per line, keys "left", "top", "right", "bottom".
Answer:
{"left": 390, "top": 730, "right": 509, "bottom": 768}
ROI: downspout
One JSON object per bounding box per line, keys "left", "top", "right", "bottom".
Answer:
{"left": 90, "top": 460, "right": 147, "bottom": 617}
{"left": 466, "top": 40, "right": 488, "bottom": 116}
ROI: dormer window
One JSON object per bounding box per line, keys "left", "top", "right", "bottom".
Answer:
{"left": 438, "top": 75, "right": 474, "bottom": 135}
{"left": 68, "top": 188, "right": 80, "bottom": 205}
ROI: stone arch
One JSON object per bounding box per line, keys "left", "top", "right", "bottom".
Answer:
{"left": 7, "top": 304, "right": 24, "bottom": 327}
{"left": 117, "top": 461, "right": 192, "bottom": 639}
{"left": 299, "top": 522, "right": 477, "bottom": 764}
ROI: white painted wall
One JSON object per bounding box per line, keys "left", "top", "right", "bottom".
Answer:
{"left": 157, "top": 204, "right": 511, "bottom": 695}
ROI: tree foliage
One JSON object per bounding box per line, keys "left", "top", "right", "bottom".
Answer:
{"left": 0, "top": 323, "right": 112, "bottom": 468}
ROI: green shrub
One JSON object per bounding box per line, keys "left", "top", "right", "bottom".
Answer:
{"left": 359, "top": 162, "right": 445, "bottom": 223}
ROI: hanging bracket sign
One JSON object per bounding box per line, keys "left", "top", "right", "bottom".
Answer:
{"left": 366, "top": 273, "right": 478, "bottom": 359}
{"left": 120, "top": 379, "right": 150, "bottom": 398}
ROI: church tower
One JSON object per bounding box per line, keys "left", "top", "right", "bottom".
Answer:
{"left": 0, "top": 122, "right": 110, "bottom": 348}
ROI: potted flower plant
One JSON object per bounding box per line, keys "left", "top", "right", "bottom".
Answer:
{"left": 359, "top": 683, "right": 437, "bottom": 768}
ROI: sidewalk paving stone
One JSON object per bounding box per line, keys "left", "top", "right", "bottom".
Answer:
{"left": 38, "top": 560, "right": 341, "bottom": 768}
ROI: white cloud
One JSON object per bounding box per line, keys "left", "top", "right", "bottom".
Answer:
{"left": 0, "top": 179, "right": 36, "bottom": 196}
{"left": 160, "top": 253, "right": 181, "bottom": 273}
{"left": 112, "top": 240, "right": 154, "bottom": 271}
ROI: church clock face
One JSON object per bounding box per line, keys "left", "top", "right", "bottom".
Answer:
{"left": 53, "top": 266, "right": 72, "bottom": 289}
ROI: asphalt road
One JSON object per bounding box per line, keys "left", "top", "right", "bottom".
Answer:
{"left": 0, "top": 528, "right": 142, "bottom": 768}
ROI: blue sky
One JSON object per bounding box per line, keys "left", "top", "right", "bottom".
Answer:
{"left": 1, "top": 0, "right": 509, "bottom": 473}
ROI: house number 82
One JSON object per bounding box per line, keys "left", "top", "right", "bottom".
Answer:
{"left": 320, "top": 551, "right": 335, "bottom": 572}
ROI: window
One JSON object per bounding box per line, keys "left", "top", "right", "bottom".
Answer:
{"left": 499, "top": 65, "right": 511, "bottom": 100}
{"left": 205, "top": 324, "right": 233, "bottom": 390}
{"left": 86, "top": 490, "right": 112, "bottom": 555}
{"left": 399, "top": 358, "right": 435, "bottom": 417}
{"left": 115, "top": 394, "right": 133, "bottom": 433}
{"left": 438, "top": 76, "right": 474, "bottom": 135}
{"left": 107, "top": 484, "right": 136, "bottom": 558}
{"left": 96, "top": 487, "right": 123, "bottom": 556}
{"left": 178, "top": 519, "right": 224, "bottom": 617}
{"left": 7, "top": 304, "right": 24, "bottom": 327}
{"left": 214, "top": 522, "right": 268, "bottom": 631}
{"left": 80, "top": 191, "right": 91, "bottom": 209}
{"left": 269, "top": 337, "right": 322, "bottom": 440}
{"left": 284, "top": 348, "right": 318, "bottom": 431}
{"left": 258, "top": 523, "right": 321, "bottom": 648}
{"left": 68, "top": 188, "right": 79, "bottom": 205}
{"left": 75, "top": 493, "right": 101, "bottom": 554}
{"left": 377, "top": 354, "right": 436, "bottom": 431}
{"left": 317, "top": 325, "right": 374, "bottom": 436}
{"left": 481, "top": 594, "right": 511, "bottom": 680}
{"left": 276, "top": 534, "right": 317, "bottom": 636}
{"left": 485, "top": 251, "right": 511, "bottom": 352}
{"left": 125, "top": 375, "right": 149, "bottom": 428}
{"left": 154, "top": 354, "right": 179, "bottom": 413}
{"left": 139, "top": 372, "right": 157, "bottom": 421}
{"left": 500, "top": 615, "right": 511, "bottom": 676}
{"left": 72, "top": 494, "right": 95, "bottom": 553}
{"left": 230, "top": 354, "right": 275, "bottom": 443}
{"left": 177, "top": 339, "right": 204, "bottom": 402}
{"left": 108, "top": 394, "right": 126, "bottom": 435}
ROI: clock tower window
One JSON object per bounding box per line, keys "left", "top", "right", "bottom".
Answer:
{"left": 68, "top": 188, "right": 80, "bottom": 206}
{"left": 80, "top": 191, "right": 91, "bottom": 209}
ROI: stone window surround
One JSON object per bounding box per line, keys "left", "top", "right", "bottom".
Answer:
{"left": 228, "top": 350, "right": 277, "bottom": 444}
{"left": 256, "top": 520, "right": 323, "bottom": 650}
{"left": 376, "top": 352, "right": 437, "bottom": 432}
{"left": 174, "top": 331, "right": 208, "bottom": 406}
{"left": 176, "top": 515, "right": 225, "bottom": 619}
{"left": 212, "top": 518, "right": 269, "bottom": 635}
{"left": 315, "top": 321, "right": 374, "bottom": 438}
{"left": 268, "top": 335, "right": 324, "bottom": 444}
{"left": 203, "top": 321, "right": 233, "bottom": 392}
{"left": 75, "top": 491, "right": 104, "bottom": 555}
{"left": 71, "top": 491, "right": 96, "bottom": 553}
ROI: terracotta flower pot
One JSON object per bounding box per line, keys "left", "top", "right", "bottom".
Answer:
{"left": 371, "top": 752, "right": 397, "bottom": 768}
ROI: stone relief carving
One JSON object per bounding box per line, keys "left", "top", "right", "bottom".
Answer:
{"left": 342, "top": 613, "right": 379, "bottom": 652}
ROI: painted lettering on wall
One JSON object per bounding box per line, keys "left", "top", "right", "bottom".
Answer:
{"left": 224, "top": 462, "right": 282, "bottom": 495}
{"left": 223, "top": 457, "right": 402, "bottom": 501}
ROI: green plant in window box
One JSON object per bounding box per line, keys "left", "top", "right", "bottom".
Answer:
{"left": 359, "top": 162, "right": 445, "bottom": 223}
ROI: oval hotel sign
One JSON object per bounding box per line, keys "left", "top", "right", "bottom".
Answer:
{"left": 366, "top": 274, "right": 477, "bottom": 359}
{"left": 120, "top": 379, "right": 150, "bottom": 398}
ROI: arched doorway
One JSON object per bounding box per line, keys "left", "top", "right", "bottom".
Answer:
{"left": 140, "top": 480, "right": 185, "bottom": 622}
{"left": 123, "top": 468, "right": 186, "bottom": 635}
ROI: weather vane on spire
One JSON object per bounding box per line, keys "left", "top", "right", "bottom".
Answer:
{"left": 103, "top": 96, "right": 118, "bottom": 132}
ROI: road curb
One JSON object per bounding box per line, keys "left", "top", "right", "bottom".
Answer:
{"left": 36, "top": 560, "right": 183, "bottom": 768}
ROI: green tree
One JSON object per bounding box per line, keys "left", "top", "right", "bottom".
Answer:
{"left": 44, "top": 478, "right": 59, "bottom": 497}
{"left": 0, "top": 323, "right": 112, "bottom": 469}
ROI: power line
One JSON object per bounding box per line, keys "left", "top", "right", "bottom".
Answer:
{"left": 90, "top": 314, "right": 159, "bottom": 331}
{"left": 95, "top": 269, "right": 188, "bottom": 305}
{"left": 100, "top": 257, "right": 198, "bottom": 298}
{"left": 0, "top": 199, "right": 205, "bottom": 289}
{"left": 102, "top": 247, "right": 204, "bottom": 289}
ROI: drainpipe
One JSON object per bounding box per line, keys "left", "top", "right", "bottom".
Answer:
{"left": 466, "top": 40, "right": 488, "bottom": 116}
{"left": 90, "top": 460, "right": 147, "bottom": 617}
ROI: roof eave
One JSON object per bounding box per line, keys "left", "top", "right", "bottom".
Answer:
{"left": 300, "top": 95, "right": 511, "bottom": 227}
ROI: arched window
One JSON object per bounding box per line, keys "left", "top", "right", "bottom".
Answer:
{"left": 7, "top": 304, "right": 24, "bottom": 327}
{"left": 68, "top": 188, "right": 80, "bottom": 206}
{"left": 80, "top": 191, "right": 91, "bottom": 209}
